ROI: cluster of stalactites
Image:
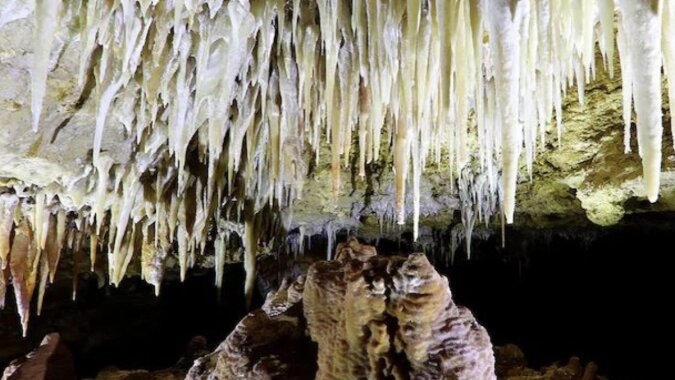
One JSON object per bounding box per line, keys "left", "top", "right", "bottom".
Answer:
{"left": 0, "top": 190, "right": 176, "bottom": 337}
{"left": 1, "top": 193, "right": 70, "bottom": 337}
{"left": 17, "top": 0, "right": 674, "bottom": 328}
{"left": 30, "top": 0, "right": 675, "bottom": 245}
{"left": 0, "top": 188, "right": 276, "bottom": 335}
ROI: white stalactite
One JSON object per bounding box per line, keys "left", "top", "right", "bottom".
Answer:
{"left": 31, "top": 0, "right": 61, "bottom": 132}
{"left": 0, "top": 194, "right": 18, "bottom": 270}
{"left": 617, "top": 0, "right": 663, "bottom": 202}
{"left": 488, "top": 0, "right": 528, "bottom": 224}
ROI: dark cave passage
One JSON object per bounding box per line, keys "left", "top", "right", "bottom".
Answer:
{"left": 0, "top": 264, "right": 253, "bottom": 378}
{"left": 440, "top": 215, "right": 672, "bottom": 380}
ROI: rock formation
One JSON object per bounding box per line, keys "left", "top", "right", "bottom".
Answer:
{"left": 1, "top": 333, "right": 75, "bottom": 380}
{"left": 189, "top": 238, "right": 496, "bottom": 379}
{"left": 494, "top": 344, "right": 606, "bottom": 380}
{"left": 187, "top": 277, "right": 312, "bottom": 379}
{"left": 305, "top": 238, "right": 495, "bottom": 379}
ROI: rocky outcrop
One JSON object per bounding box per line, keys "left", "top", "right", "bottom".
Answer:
{"left": 304, "top": 238, "right": 495, "bottom": 379}
{"left": 187, "top": 277, "right": 313, "bottom": 380}
{"left": 189, "top": 238, "right": 495, "bottom": 379}
{"left": 1, "top": 333, "right": 75, "bottom": 380}
{"left": 494, "top": 344, "right": 606, "bottom": 380}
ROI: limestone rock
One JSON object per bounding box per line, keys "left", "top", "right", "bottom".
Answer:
{"left": 1, "top": 333, "right": 75, "bottom": 380}
{"left": 190, "top": 238, "right": 496, "bottom": 379}
{"left": 494, "top": 345, "right": 606, "bottom": 380}
{"left": 304, "top": 239, "right": 495, "bottom": 379}
{"left": 187, "top": 277, "right": 312, "bottom": 380}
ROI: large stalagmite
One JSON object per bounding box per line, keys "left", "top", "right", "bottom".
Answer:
{"left": 304, "top": 238, "right": 495, "bottom": 379}
{"left": 188, "top": 238, "right": 496, "bottom": 379}
{"left": 0, "top": 0, "right": 673, "bottom": 334}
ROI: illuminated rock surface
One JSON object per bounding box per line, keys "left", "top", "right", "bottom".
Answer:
{"left": 188, "top": 238, "right": 496, "bottom": 379}
{"left": 186, "top": 277, "right": 311, "bottom": 379}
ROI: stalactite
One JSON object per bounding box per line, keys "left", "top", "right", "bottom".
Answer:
{"left": 0, "top": 194, "right": 18, "bottom": 270}
{"left": 214, "top": 232, "right": 227, "bottom": 290}
{"left": 36, "top": 253, "right": 49, "bottom": 316}
{"left": 10, "top": 220, "right": 39, "bottom": 337}
{"left": 617, "top": 0, "right": 663, "bottom": 202}
{"left": 488, "top": 0, "right": 527, "bottom": 224}
{"left": 0, "top": 261, "right": 8, "bottom": 310}
{"left": 31, "top": 0, "right": 61, "bottom": 132}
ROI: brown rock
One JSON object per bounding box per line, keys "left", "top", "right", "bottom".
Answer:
{"left": 494, "top": 345, "right": 607, "bottom": 380}
{"left": 304, "top": 246, "right": 496, "bottom": 379}
{"left": 187, "top": 277, "right": 314, "bottom": 380}
{"left": 1, "top": 333, "right": 75, "bottom": 380}
{"left": 190, "top": 239, "right": 496, "bottom": 379}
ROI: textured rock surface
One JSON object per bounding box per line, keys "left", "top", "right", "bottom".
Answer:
{"left": 187, "top": 277, "right": 313, "bottom": 380}
{"left": 494, "top": 345, "right": 606, "bottom": 380}
{"left": 304, "top": 238, "right": 495, "bottom": 379}
{"left": 1, "top": 333, "right": 75, "bottom": 380}
{"left": 189, "top": 238, "right": 495, "bottom": 379}
{"left": 0, "top": 1, "right": 132, "bottom": 193}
